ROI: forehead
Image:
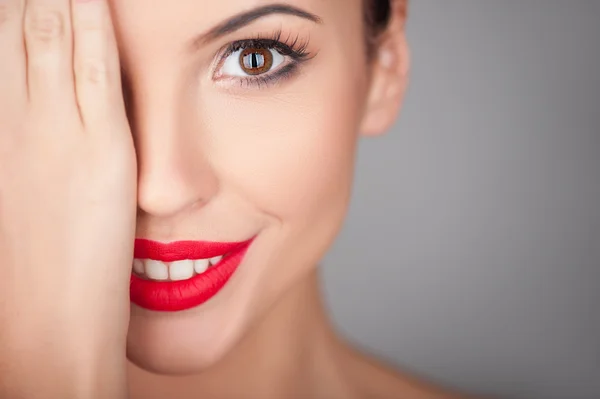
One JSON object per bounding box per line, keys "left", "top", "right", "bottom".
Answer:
{"left": 108, "top": 0, "right": 353, "bottom": 46}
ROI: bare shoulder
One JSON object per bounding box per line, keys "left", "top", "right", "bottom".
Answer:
{"left": 342, "top": 347, "right": 484, "bottom": 399}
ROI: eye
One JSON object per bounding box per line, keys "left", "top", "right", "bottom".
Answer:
{"left": 212, "top": 32, "right": 314, "bottom": 88}
{"left": 221, "top": 47, "right": 285, "bottom": 77}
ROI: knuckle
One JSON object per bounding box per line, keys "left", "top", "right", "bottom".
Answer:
{"left": 0, "top": 2, "right": 22, "bottom": 29}
{"left": 26, "top": 7, "right": 65, "bottom": 43}
{"left": 0, "top": 4, "right": 13, "bottom": 27}
{"left": 76, "top": 59, "right": 111, "bottom": 86}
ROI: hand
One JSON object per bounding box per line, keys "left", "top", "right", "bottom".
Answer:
{"left": 0, "top": 0, "right": 135, "bottom": 397}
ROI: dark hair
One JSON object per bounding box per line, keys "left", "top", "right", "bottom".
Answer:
{"left": 364, "top": 0, "right": 393, "bottom": 58}
{"left": 365, "top": 0, "right": 392, "bottom": 37}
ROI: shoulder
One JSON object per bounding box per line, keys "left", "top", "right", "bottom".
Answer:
{"left": 341, "top": 347, "right": 482, "bottom": 399}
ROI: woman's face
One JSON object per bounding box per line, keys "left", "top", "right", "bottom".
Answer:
{"left": 114, "top": 0, "right": 404, "bottom": 374}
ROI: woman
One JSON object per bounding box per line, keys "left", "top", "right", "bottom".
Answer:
{"left": 0, "top": 0, "right": 473, "bottom": 397}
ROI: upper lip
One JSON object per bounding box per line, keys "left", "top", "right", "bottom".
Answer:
{"left": 134, "top": 238, "right": 254, "bottom": 262}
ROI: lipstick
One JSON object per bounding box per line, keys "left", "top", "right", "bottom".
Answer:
{"left": 130, "top": 238, "right": 254, "bottom": 312}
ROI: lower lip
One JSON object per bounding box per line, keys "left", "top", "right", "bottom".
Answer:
{"left": 130, "top": 240, "right": 252, "bottom": 312}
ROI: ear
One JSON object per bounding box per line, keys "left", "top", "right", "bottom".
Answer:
{"left": 359, "top": 2, "right": 410, "bottom": 137}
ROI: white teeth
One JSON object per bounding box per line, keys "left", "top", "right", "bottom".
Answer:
{"left": 145, "top": 260, "right": 169, "bottom": 281}
{"left": 209, "top": 255, "right": 223, "bottom": 266}
{"left": 133, "top": 253, "right": 228, "bottom": 282}
{"left": 133, "top": 259, "right": 145, "bottom": 274}
{"left": 169, "top": 260, "right": 195, "bottom": 281}
{"left": 194, "top": 258, "right": 210, "bottom": 274}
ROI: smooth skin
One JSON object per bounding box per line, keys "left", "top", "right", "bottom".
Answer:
{"left": 1, "top": 0, "right": 475, "bottom": 398}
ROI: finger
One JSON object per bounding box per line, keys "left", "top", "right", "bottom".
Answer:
{"left": 0, "top": 0, "right": 27, "bottom": 110}
{"left": 72, "top": 0, "right": 124, "bottom": 129}
{"left": 24, "top": 0, "right": 76, "bottom": 107}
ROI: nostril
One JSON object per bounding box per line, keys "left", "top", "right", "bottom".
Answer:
{"left": 137, "top": 176, "right": 184, "bottom": 217}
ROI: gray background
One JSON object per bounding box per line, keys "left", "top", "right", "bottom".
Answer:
{"left": 322, "top": 1, "right": 600, "bottom": 399}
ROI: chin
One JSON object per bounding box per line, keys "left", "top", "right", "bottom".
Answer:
{"left": 126, "top": 312, "right": 238, "bottom": 375}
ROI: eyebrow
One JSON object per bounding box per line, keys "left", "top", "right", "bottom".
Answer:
{"left": 189, "top": 3, "right": 322, "bottom": 49}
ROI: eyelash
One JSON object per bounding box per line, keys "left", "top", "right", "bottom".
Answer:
{"left": 215, "top": 30, "right": 314, "bottom": 89}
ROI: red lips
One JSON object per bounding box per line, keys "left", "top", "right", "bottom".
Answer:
{"left": 130, "top": 238, "right": 254, "bottom": 312}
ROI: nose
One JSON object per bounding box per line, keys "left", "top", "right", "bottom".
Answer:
{"left": 128, "top": 80, "right": 218, "bottom": 218}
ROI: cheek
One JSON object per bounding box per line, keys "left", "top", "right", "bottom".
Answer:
{"left": 207, "top": 99, "right": 357, "bottom": 220}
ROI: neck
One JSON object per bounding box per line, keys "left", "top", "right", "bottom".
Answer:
{"left": 128, "top": 269, "right": 357, "bottom": 399}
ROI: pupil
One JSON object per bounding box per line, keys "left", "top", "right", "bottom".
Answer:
{"left": 244, "top": 52, "right": 264, "bottom": 69}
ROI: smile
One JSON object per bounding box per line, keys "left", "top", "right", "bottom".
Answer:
{"left": 130, "top": 238, "right": 254, "bottom": 312}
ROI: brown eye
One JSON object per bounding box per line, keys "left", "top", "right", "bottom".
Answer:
{"left": 239, "top": 48, "right": 274, "bottom": 75}
{"left": 218, "top": 42, "right": 288, "bottom": 80}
